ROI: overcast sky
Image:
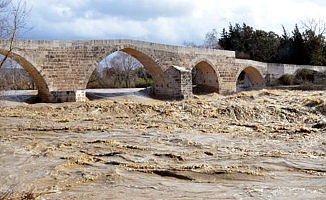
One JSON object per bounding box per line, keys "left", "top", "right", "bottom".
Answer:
{"left": 16, "top": 0, "right": 326, "bottom": 45}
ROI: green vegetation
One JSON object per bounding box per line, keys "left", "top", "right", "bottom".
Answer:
{"left": 278, "top": 74, "right": 295, "bottom": 85}
{"left": 277, "top": 69, "right": 326, "bottom": 89}
{"left": 278, "top": 69, "right": 318, "bottom": 86}
{"left": 185, "top": 20, "right": 326, "bottom": 88}
{"left": 294, "top": 68, "right": 316, "bottom": 83}
{"left": 220, "top": 22, "right": 326, "bottom": 65}
{"left": 187, "top": 19, "right": 326, "bottom": 66}
{"left": 135, "top": 78, "right": 154, "bottom": 88}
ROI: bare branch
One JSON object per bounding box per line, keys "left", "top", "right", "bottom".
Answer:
{"left": 0, "top": 0, "right": 10, "bottom": 9}
{"left": 0, "top": 0, "right": 30, "bottom": 69}
{"left": 301, "top": 18, "right": 326, "bottom": 35}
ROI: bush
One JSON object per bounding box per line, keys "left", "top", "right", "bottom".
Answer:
{"left": 278, "top": 74, "right": 294, "bottom": 85}
{"left": 294, "top": 69, "right": 316, "bottom": 84}
{"left": 135, "top": 78, "right": 153, "bottom": 88}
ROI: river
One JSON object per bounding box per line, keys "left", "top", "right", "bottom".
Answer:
{"left": 0, "top": 89, "right": 325, "bottom": 199}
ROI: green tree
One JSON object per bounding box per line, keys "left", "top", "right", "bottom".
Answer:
{"left": 248, "top": 30, "right": 280, "bottom": 62}
{"left": 189, "top": 20, "right": 326, "bottom": 66}
{"left": 219, "top": 23, "right": 252, "bottom": 59}
{"left": 303, "top": 29, "right": 325, "bottom": 65}
{"left": 219, "top": 23, "right": 280, "bottom": 62}
{"left": 289, "top": 25, "right": 305, "bottom": 64}
{"left": 277, "top": 26, "right": 292, "bottom": 63}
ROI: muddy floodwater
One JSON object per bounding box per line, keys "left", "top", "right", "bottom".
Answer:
{"left": 0, "top": 89, "right": 325, "bottom": 199}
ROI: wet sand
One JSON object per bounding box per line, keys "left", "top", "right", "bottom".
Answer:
{"left": 0, "top": 89, "right": 325, "bottom": 199}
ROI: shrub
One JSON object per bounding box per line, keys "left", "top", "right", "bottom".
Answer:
{"left": 294, "top": 69, "right": 316, "bottom": 84}
{"left": 135, "top": 78, "right": 153, "bottom": 88}
{"left": 278, "top": 74, "right": 294, "bottom": 85}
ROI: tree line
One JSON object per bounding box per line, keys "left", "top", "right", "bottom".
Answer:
{"left": 186, "top": 19, "right": 326, "bottom": 66}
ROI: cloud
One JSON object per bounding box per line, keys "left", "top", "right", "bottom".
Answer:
{"left": 88, "top": 0, "right": 194, "bottom": 20}
{"left": 16, "top": 0, "right": 326, "bottom": 45}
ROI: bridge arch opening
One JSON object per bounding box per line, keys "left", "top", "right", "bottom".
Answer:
{"left": 0, "top": 49, "right": 50, "bottom": 102}
{"left": 236, "top": 66, "right": 264, "bottom": 92}
{"left": 86, "top": 48, "right": 166, "bottom": 100}
{"left": 192, "top": 61, "right": 219, "bottom": 94}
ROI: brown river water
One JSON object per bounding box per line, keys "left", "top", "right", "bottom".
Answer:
{"left": 0, "top": 89, "right": 325, "bottom": 199}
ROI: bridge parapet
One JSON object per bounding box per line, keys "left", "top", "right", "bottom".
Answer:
{"left": 0, "top": 39, "right": 236, "bottom": 57}
{"left": 235, "top": 59, "right": 268, "bottom": 68}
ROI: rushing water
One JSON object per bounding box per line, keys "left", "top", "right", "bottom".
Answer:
{"left": 0, "top": 89, "right": 325, "bottom": 199}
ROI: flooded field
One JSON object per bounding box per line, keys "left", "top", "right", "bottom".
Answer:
{"left": 0, "top": 89, "right": 325, "bottom": 199}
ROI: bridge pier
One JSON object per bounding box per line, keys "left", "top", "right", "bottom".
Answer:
{"left": 153, "top": 66, "right": 192, "bottom": 99}
{"left": 46, "top": 90, "right": 86, "bottom": 103}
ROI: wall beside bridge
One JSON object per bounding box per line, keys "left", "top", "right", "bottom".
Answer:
{"left": 235, "top": 59, "right": 326, "bottom": 85}
{"left": 267, "top": 63, "right": 325, "bottom": 84}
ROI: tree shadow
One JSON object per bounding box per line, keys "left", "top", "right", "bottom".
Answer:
{"left": 0, "top": 90, "right": 40, "bottom": 104}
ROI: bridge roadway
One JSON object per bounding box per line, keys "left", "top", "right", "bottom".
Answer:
{"left": 0, "top": 39, "right": 324, "bottom": 102}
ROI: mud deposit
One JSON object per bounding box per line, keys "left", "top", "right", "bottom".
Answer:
{"left": 0, "top": 89, "right": 325, "bottom": 199}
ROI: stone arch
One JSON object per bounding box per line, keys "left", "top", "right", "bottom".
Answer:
{"left": 0, "top": 49, "right": 50, "bottom": 102}
{"left": 190, "top": 58, "right": 220, "bottom": 93}
{"left": 236, "top": 66, "right": 264, "bottom": 90}
{"left": 84, "top": 46, "right": 167, "bottom": 93}
{"left": 120, "top": 47, "right": 166, "bottom": 83}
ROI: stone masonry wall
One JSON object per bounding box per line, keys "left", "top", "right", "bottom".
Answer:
{"left": 0, "top": 39, "right": 324, "bottom": 102}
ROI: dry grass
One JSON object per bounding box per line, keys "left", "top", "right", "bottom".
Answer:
{"left": 0, "top": 190, "right": 40, "bottom": 200}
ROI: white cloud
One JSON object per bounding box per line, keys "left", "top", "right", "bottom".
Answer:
{"left": 17, "top": 0, "right": 326, "bottom": 45}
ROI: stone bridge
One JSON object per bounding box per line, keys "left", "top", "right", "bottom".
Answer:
{"left": 0, "top": 39, "right": 324, "bottom": 103}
